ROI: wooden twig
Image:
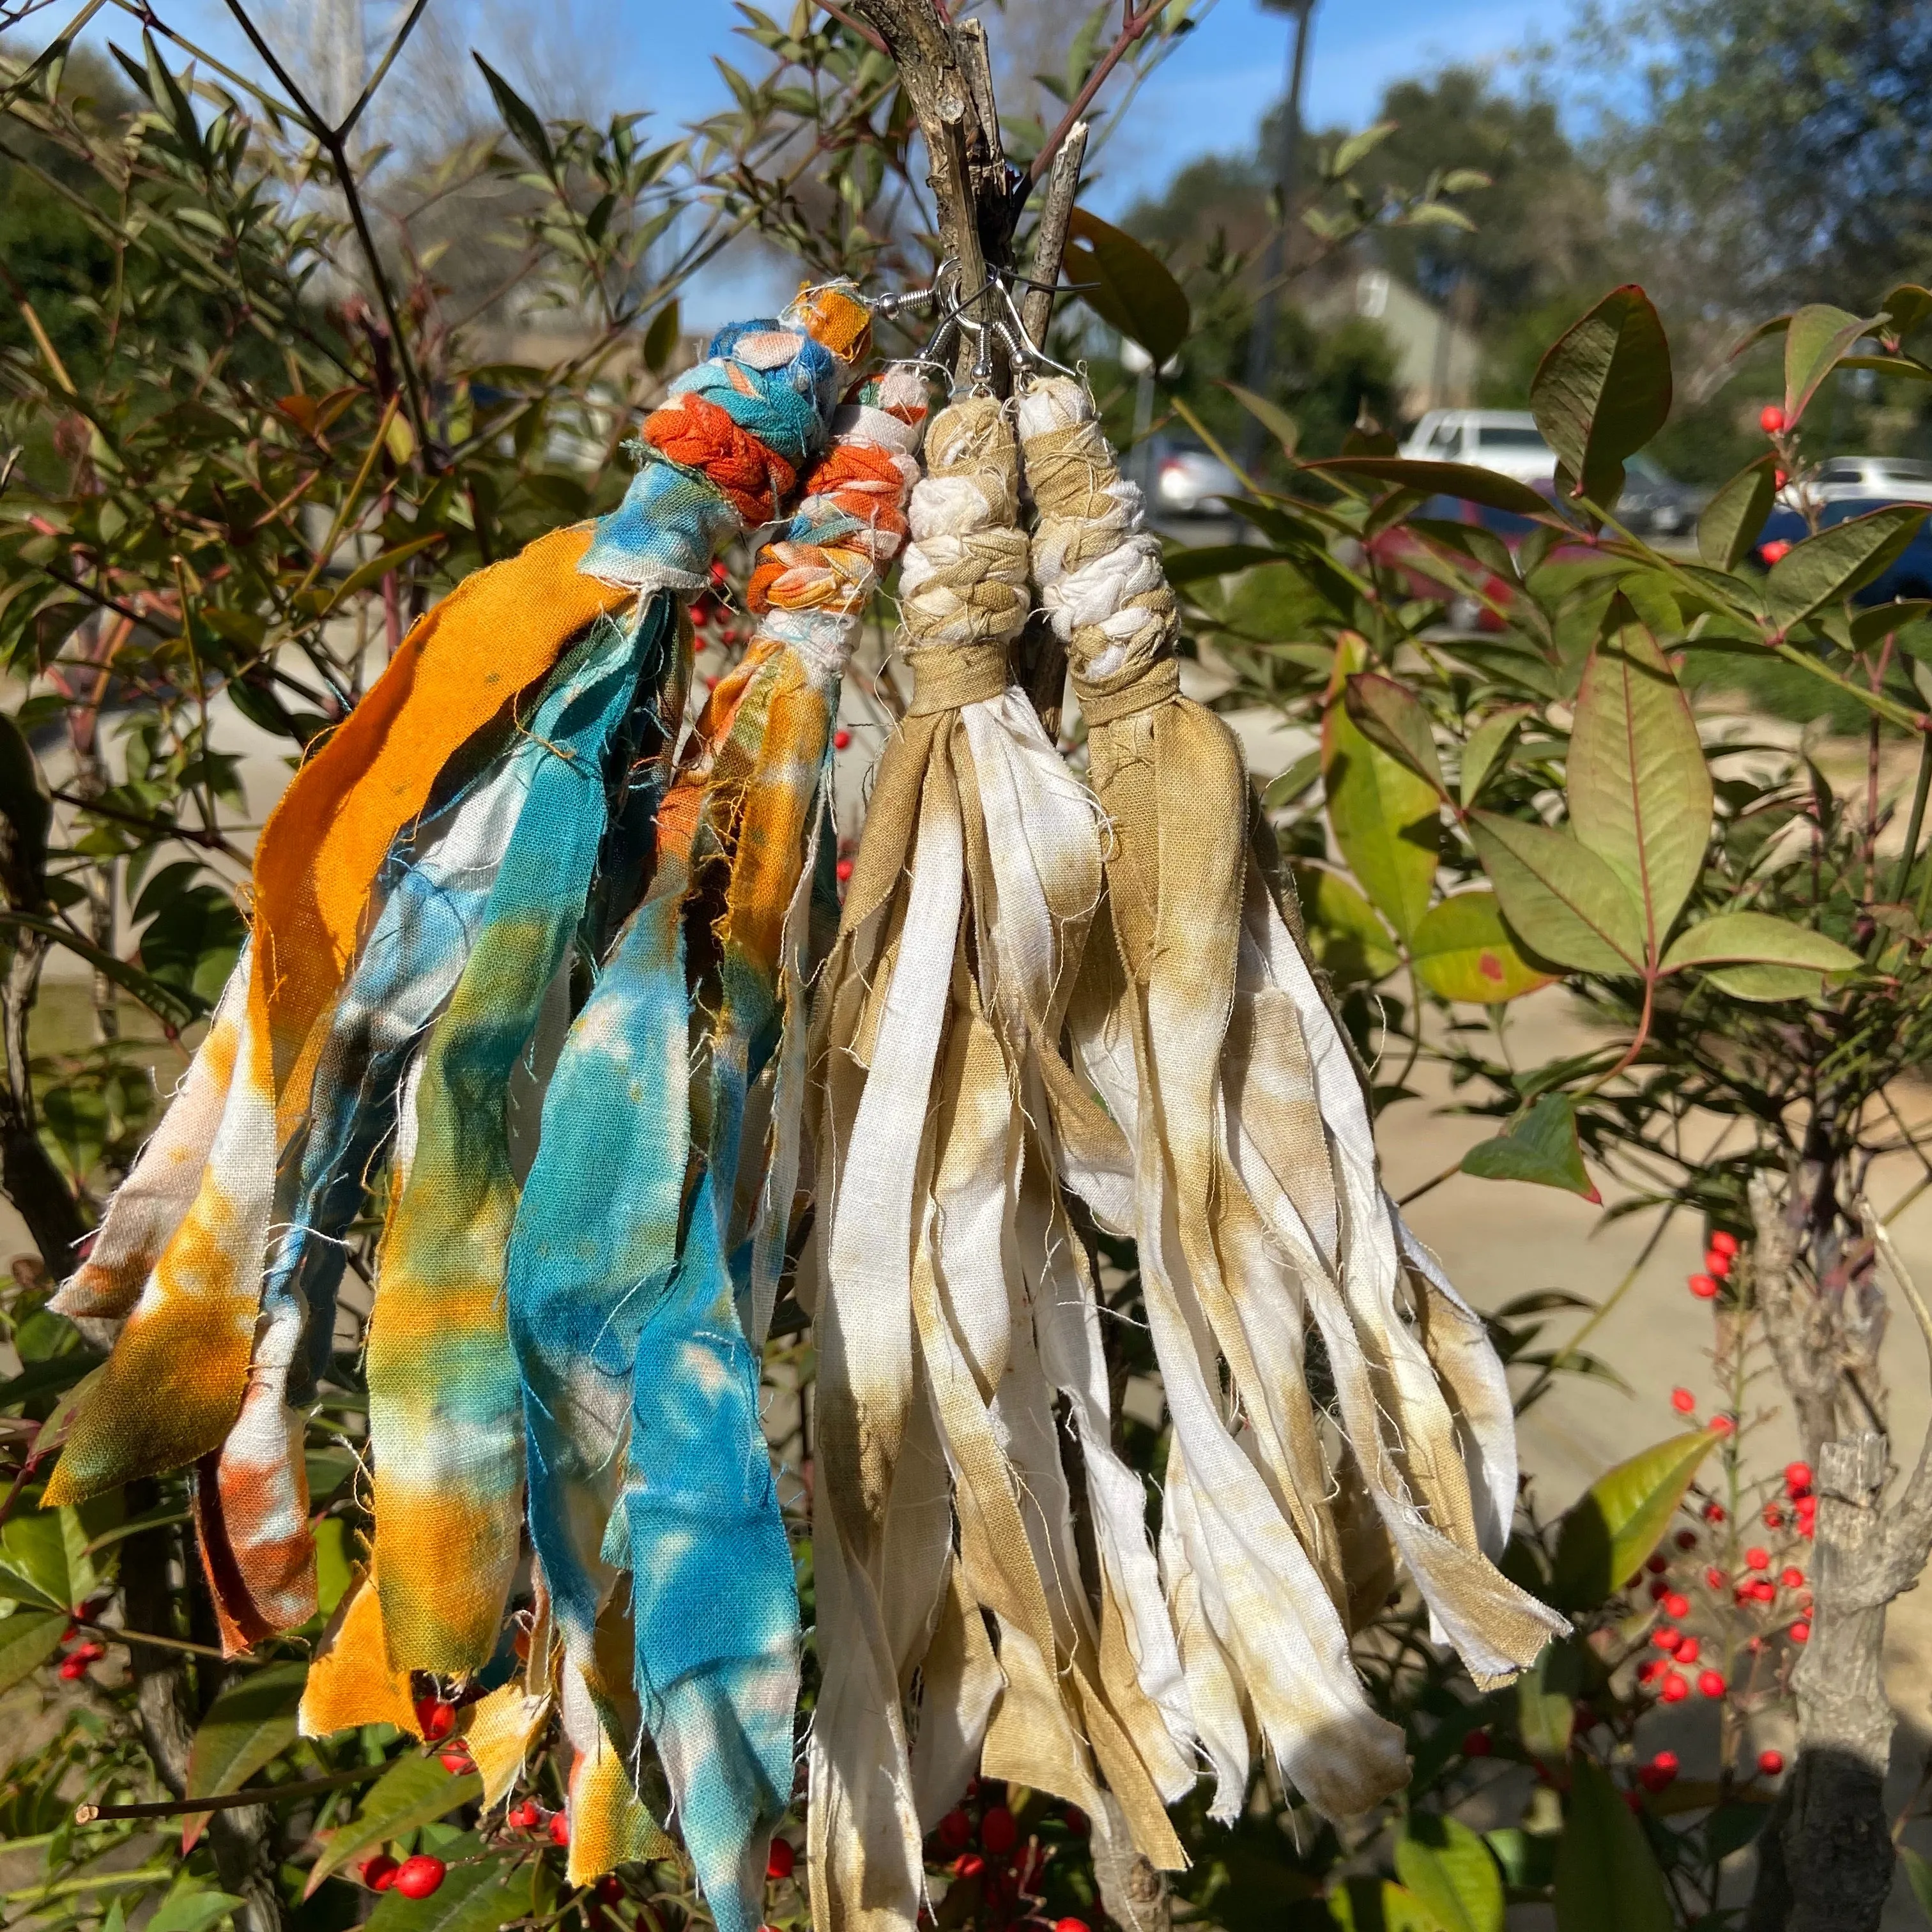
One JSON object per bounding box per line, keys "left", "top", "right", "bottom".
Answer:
{"left": 75, "top": 1763, "right": 380, "bottom": 1826}
{"left": 1020, "top": 121, "right": 1088, "bottom": 349}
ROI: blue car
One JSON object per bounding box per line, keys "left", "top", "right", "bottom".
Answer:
{"left": 1756, "top": 458, "right": 1932, "bottom": 602}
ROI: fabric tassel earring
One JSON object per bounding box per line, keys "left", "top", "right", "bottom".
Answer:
{"left": 1013, "top": 375, "right": 1567, "bottom": 1825}
{"left": 42, "top": 289, "right": 870, "bottom": 1675}
{"left": 806, "top": 388, "right": 1194, "bottom": 1932}
{"left": 496, "top": 351, "right": 925, "bottom": 1929}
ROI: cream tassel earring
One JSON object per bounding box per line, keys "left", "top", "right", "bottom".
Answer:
{"left": 805, "top": 389, "right": 1188, "bottom": 1932}
{"left": 1016, "top": 374, "right": 1568, "bottom": 1828}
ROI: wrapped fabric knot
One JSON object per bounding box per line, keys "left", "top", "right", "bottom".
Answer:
{"left": 1016, "top": 374, "right": 1565, "bottom": 1828}
{"left": 806, "top": 395, "right": 1190, "bottom": 1932}
{"left": 497, "top": 354, "right": 922, "bottom": 1931}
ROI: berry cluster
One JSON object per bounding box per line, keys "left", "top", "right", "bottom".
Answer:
{"left": 921, "top": 1781, "right": 1092, "bottom": 1932}
{"left": 55, "top": 1623, "right": 106, "bottom": 1682}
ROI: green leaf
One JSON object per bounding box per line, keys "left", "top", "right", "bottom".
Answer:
{"left": 1459, "top": 705, "right": 1534, "bottom": 807}
{"left": 1342, "top": 673, "right": 1447, "bottom": 795}
{"left": 1567, "top": 615, "right": 1710, "bottom": 957}
{"left": 1530, "top": 285, "right": 1672, "bottom": 508}
{"left": 0, "top": 1609, "right": 67, "bottom": 1692}
{"left": 473, "top": 54, "right": 553, "bottom": 172}
{"left": 304, "top": 1756, "right": 484, "bottom": 1897}
{"left": 1162, "top": 543, "right": 1279, "bottom": 586}
{"left": 181, "top": 1662, "right": 308, "bottom": 1851}
{"left": 1396, "top": 1814, "right": 1503, "bottom": 1932}
{"left": 1291, "top": 864, "right": 1400, "bottom": 989}
{"left": 1468, "top": 813, "right": 1644, "bottom": 974}
{"left": 1262, "top": 747, "right": 1321, "bottom": 809}
{"left": 1326, "top": 1878, "right": 1444, "bottom": 1932}
{"left": 643, "top": 299, "right": 680, "bottom": 376}
{"left": 365, "top": 1854, "right": 526, "bottom": 1932}
{"left": 1064, "top": 207, "right": 1190, "bottom": 367}
{"left": 1703, "top": 960, "right": 1845, "bottom": 1002}
{"left": 1698, "top": 454, "right": 1778, "bottom": 572}
{"left": 0, "top": 911, "right": 208, "bottom": 1028}
{"left": 1660, "top": 911, "right": 1859, "bottom": 993}
{"left": 1549, "top": 1427, "right": 1719, "bottom": 1611}
{"left": 1516, "top": 1638, "right": 1579, "bottom": 1765}
{"left": 1883, "top": 285, "right": 1932, "bottom": 344}
{"left": 1331, "top": 119, "right": 1397, "bottom": 178}
{"left": 1767, "top": 506, "right": 1929, "bottom": 629}
{"left": 1460, "top": 1092, "right": 1597, "bottom": 1200}
{"left": 0, "top": 1506, "right": 75, "bottom": 1609}
{"left": 1412, "top": 893, "right": 1554, "bottom": 1004}
{"left": 1323, "top": 673, "right": 1441, "bottom": 943}
{"left": 321, "top": 533, "right": 445, "bottom": 614}
{"left": 1216, "top": 381, "right": 1298, "bottom": 456}
{"left": 148, "top": 1891, "right": 245, "bottom": 1932}
{"left": 1553, "top": 1756, "right": 1675, "bottom": 1932}
{"left": 1899, "top": 1845, "right": 1932, "bottom": 1923}
{"left": 139, "top": 887, "right": 246, "bottom": 1009}
{"left": 1301, "top": 456, "right": 1550, "bottom": 518}
{"left": 1783, "top": 303, "right": 1879, "bottom": 428}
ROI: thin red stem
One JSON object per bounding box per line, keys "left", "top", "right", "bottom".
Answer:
{"left": 1029, "top": 4, "right": 1165, "bottom": 186}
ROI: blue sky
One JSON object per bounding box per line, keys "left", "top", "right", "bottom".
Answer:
{"left": 109, "top": 0, "right": 1560, "bottom": 316}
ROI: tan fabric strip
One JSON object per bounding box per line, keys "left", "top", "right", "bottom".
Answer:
{"left": 1075, "top": 657, "right": 1181, "bottom": 724}
{"left": 907, "top": 645, "right": 1009, "bottom": 715}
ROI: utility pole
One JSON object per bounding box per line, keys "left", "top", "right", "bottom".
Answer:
{"left": 1239, "top": 0, "right": 1317, "bottom": 468}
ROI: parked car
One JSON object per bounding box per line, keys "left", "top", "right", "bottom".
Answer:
{"left": 1616, "top": 452, "right": 1706, "bottom": 539}
{"left": 1756, "top": 480, "right": 1932, "bottom": 602}
{"left": 1798, "top": 456, "right": 1932, "bottom": 509}
{"left": 1399, "top": 409, "right": 1556, "bottom": 483}
{"left": 1147, "top": 437, "right": 1241, "bottom": 518}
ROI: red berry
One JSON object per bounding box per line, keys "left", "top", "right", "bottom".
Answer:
{"left": 1648, "top": 1579, "right": 1671, "bottom": 1602}
{"left": 362, "top": 1854, "right": 399, "bottom": 1892}
{"left": 1745, "top": 1547, "right": 1770, "bottom": 1572}
{"left": 1646, "top": 1553, "right": 1669, "bottom": 1575}
{"left": 767, "top": 1837, "right": 795, "bottom": 1880}
{"left": 1761, "top": 538, "right": 1792, "bottom": 564}
{"left": 980, "top": 1806, "right": 1017, "bottom": 1855}
{"left": 1760, "top": 404, "right": 1786, "bottom": 433}
{"left": 60, "top": 1623, "right": 78, "bottom": 1643}
{"left": 1689, "top": 1273, "right": 1719, "bottom": 1299}
{"left": 1652, "top": 1625, "right": 1683, "bottom": 1652}
{"left": 440, "top": 1748, "right": 472, "bottom": 1774}
{"left": 394, "top": 1855, "right": 445, "bottom": 1901}
{"left": 710, "top": 560, "right": 729, "bottom": 587}
{"left": 1764, "top": 1508, "right": 1784, "bottom": 1530}
{"left": 1758, "top": 1749, "right": 1785, "bottom": 1776}
{"left": 549, "top": 1811, "right": 571, "bottom": 1846}
{"left": 1774, "top": 468, "right": 1790, "bottom": 489}
{"left": 508, "top": 1800, "right": 541, "bottom": 1830}
{"left": 415, "top": 1696, "right": 457, "bottom": 1742}
{"left": 836, "top": 858, "right": 854, "bottom": 883}
{"left": 1676, "top": 1529, "right": 1698, "bottom": 1551}
{"left": 833, "top": 729, "right": 852, "bottom": 751}
{"left": 1062, "top": 1806, "right": 1088, "bottom": 1836}
{"left": 1637, "top": 1658, "right": 1664, "bottom": 1684}
{"left": 953, "top": 1853, "right": 985, "bottom": 1880}
{"left": 1703, "top": 1502, "right": 1726, "bottom": 1523}
{"left": 1781, "top": 1566, "right": 1805, "bottom": 1590}
{"left": 1707, "top": 1566, "right": 1726, "bottom": 1589}
{"left": 1637, "top": 1750, "right": 1680, "bottom": 1793}
{"left": 596, "top": 1877, "right": 624, "bottom": 1904}
{"left": 1698, "top": 1669, "right": 1728, "bottom": 1699}
{"left": 1790, "top": 1620, "right": 1811, "bottom": 1644}
{"left": 1712, "top": 1414, "right": 1735, "bottom": 1436}
{"left": 1056, "top": 1920, "right": 1094, "bottom": 1932}
{"left": 1705, "top": 1252, "right": 1731, "bottom": 1279}
{"left": 1671, "top": 1388, "right": 1696, "bottom": 1414}
{"left": 1660, "top": 1671, "right": 1690, "bottom": 1703}
{"left": 1710, "top": 1230, "right": 1739, "bottom": 1257}
{"left": 1785, "top": 1462, "right": 1813, "bottom": 1495}
{"left": 1462, "top": 1728, "right": 1492, "bottom": 1756}
{"left": 1662, "top": 1591, "right": 1690, "bottom": 1619}
{"left": 1675, "top": 1637, "right": 1701, "bottom": 1665}
{"left": 57, "top": 1656, "right": 86, "bottom": 1680}
{"left": 937, "top": 1809, "right": 971, "bottom": 1853}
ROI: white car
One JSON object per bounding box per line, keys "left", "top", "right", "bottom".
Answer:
{"left": 1399, "top": 409, "right": 1556, "bottom": 484}
{"left": 1804, "top": 457, "right": 1932, "bottom": 506}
